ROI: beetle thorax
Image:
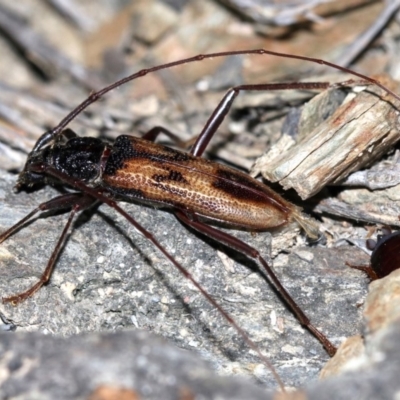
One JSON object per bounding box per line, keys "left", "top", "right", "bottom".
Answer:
{"left": 50, "top": 137, "right": 108, "bottom": 184}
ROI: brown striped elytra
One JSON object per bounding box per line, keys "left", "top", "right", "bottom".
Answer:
{"left": 2, "top": 49, "right": 400, "bottom": 389}
{"left": 102, "top": 135, "right": 297, "bottom": 230}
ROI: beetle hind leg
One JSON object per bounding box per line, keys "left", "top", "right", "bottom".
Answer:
{"left": 174, "top": 208, "right": 336, "bottom": 356}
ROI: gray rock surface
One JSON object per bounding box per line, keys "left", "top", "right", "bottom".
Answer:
{"left": 0, "top": 329, "right": 274, "bottom": 400}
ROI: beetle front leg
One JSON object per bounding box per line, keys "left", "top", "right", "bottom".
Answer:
{"left": 2, "top": 193, "right": 97, "bottom": 305}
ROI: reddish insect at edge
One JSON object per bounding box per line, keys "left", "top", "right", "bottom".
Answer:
{"left": 348, "top": 227, "right": 400, "bottom": 280}
{"left": 1, "top": 49, "right": 400, "bottom": 389}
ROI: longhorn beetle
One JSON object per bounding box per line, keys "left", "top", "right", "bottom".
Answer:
{"left": 1, "top": 49, "right": 400, "bottom": 389}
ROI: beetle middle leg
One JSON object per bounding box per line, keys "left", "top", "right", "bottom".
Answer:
{"left": 141, "top": 82, "right": 333, "bottom": 156}
{"left": 142, "top": 126, "right": 187, "bottom": 145}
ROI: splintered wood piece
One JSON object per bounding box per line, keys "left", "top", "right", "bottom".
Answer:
{"left": 314, "top": 178, "right": 400, "bottom": 228}
{"left": 315, "top": 197, "right": 400, "bottom": 227}
{"left": 252, "top": 76, "right": 400, "bottom": 199}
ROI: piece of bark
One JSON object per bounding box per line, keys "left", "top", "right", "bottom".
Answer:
{"left": 252, "top": 77, "right": 400, "bottom": 199}
{"left": 315, "top": 181, "right": 400, "bottom": 228}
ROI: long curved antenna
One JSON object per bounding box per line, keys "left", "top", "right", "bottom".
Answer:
{"left": 48, "top": 49, "right": 400, "bottom": 140}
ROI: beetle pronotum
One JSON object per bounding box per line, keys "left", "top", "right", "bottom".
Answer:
{"left": 1, "top": 49, "right": 400, "bottom": 388}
